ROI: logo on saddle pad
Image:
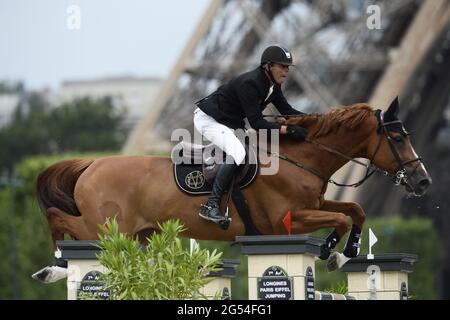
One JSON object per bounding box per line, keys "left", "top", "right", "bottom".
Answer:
{"left": 185, "top": 170, "right": 205, "bottom": 189}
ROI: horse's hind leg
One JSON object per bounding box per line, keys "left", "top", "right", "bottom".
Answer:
{"left": 32, "top": 207, "right": 90, "bottom": 284}
{"left": 32, "top": 233, "right": 68, "bottom": 284}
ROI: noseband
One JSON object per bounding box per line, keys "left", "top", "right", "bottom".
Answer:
{"left": 374, "top": 109, "right": 423, "bottom": 186}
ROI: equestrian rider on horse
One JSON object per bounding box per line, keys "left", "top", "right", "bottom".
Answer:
{"left": 193, "top": 45, "right": 308, "bottom": 225}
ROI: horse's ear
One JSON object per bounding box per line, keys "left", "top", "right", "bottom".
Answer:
{"left": 385, "top": 96, "right": 400, "bottom": 121}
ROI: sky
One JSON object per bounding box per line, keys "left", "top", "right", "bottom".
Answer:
{"left": 0, "top": 0, "right": 210, "bottom": 90}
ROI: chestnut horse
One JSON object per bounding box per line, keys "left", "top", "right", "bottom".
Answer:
{"left": 34, "top": 98, "right": 431, "bottom": 282}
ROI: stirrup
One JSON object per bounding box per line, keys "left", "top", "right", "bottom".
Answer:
{"left": 198, "top": 212, "right": 231, "bottom": 230}
{"left": 199, "top": 212, "right": 226, "bottom": 223}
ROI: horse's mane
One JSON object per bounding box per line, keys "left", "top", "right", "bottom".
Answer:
{"left": 286, "top": 103, "right": 374, "bottom": 138}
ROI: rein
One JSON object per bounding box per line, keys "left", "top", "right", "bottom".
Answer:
{"left": 260, "top": 110, "right": 423, "bottom": 189}
{"left": 260, "top": 138, "right": 386, "bottom": 190}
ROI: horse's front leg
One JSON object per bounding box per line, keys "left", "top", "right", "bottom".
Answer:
{"left": 319, "top": 200, "right": 366, "bottom": 271}
{"left": 321, "top": 200, "right": 366, "bottom": 227}
{"left": 286, "top": 208, "right": 350, "bottom": 236}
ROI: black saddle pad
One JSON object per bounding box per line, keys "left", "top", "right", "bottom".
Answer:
{"left": 173, "top": 148, "right": 258, "bottom": 196}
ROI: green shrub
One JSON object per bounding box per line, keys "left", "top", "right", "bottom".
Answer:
{"left": 94, "top": 218, "right": 223, "bottom": 300}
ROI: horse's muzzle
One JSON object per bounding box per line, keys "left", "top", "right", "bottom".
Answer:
{"left": 404, "top": 171, "right": 432, "bottom": 197}
{"left": 415, "top": 176, "right": 432, "bottom": 195}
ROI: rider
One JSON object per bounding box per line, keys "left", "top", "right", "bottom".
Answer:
{"left": 193, "top": 45, "right": 309, "bottom": 225}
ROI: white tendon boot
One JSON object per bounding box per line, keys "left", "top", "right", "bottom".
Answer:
{"left": 32, "top": 266, "right": 68, "bottom": 283}
{"left": 326, "top": 230, "right": 362, "bottom": 272}
{"left": 326, "top": 252, "right": 352, "bottom": 272}
{"left": 32, "top": 249, "right": 68, "bottom": 283}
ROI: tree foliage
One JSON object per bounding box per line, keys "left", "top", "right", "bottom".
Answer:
{"left": 0, "top": 95, "right": 126, "bottom": 170}
{"left": 0, "top": 153, "right": 115, "bottom": 299}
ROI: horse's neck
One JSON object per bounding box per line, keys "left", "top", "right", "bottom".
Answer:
{"left": 278, "top": 123, "right": 373, "bottom": 180}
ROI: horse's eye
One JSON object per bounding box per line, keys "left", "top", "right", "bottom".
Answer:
{"left": 393, "top": 136, "right": 403, "bottom": 143}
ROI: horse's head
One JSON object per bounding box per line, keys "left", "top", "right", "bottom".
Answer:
{"left": 367, "top": 97, "right": 432, "bottom": 196}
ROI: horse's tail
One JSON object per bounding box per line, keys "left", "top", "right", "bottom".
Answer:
{"left": 36, "top": 159, "right": 94, "bottom": 247}
{"left": 37, "top": 159, "right": 94, "bottom": 216}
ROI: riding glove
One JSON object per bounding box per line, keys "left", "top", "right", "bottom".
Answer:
{"left": 286, "top": 125, "right": 308, "bottom": 141}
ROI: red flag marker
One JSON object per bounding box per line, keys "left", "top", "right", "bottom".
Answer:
{"left": 283, "top": 211, "right": 292, "bottom": 235}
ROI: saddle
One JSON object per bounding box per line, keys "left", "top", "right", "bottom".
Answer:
{"left": 171, "top": 141, "right": 261, "bottom": 235}
{"left": 171, "top": 141, "right": 258, "bottom": 195}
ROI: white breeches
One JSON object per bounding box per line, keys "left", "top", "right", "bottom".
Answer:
{"left": 193, "top": 108, "right": 246, "bottom": 165}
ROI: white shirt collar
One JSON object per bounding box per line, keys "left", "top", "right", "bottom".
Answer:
{"left": 264, "top": 85, "right": 274, "bottom": 102}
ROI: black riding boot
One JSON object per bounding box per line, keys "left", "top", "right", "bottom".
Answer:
{"left": 199, "top": 163, "right": 237, "bottom": 223}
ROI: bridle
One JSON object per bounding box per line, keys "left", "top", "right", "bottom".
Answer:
{"left": 262, "top": 110, "right": 423, "bottom": 190}
{"left": 374, "top": 109, "right": 423, "bottom": 188}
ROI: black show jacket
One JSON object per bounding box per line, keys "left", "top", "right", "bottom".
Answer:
{"left": 197, "top": 66, "right": 303, "bottom": 130}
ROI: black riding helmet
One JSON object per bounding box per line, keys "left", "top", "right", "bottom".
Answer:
{"left": 260, "top": 45, "right": 295, "bottom": 66}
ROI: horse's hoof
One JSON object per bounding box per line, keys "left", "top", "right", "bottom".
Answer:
{"left": 32, "top": 267, "right": 50, "bottom": 282}
{"left": 32, "top": 266, "right": 68, "bottom": 283}
{"left": 326, "top": 252, "right": 339, "bottom": 272}
{"left": 326, "top": 252, "right": 352, "bottom": 272}
{"left": 218, "top": 219, "right": 230, "bottom": 230}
